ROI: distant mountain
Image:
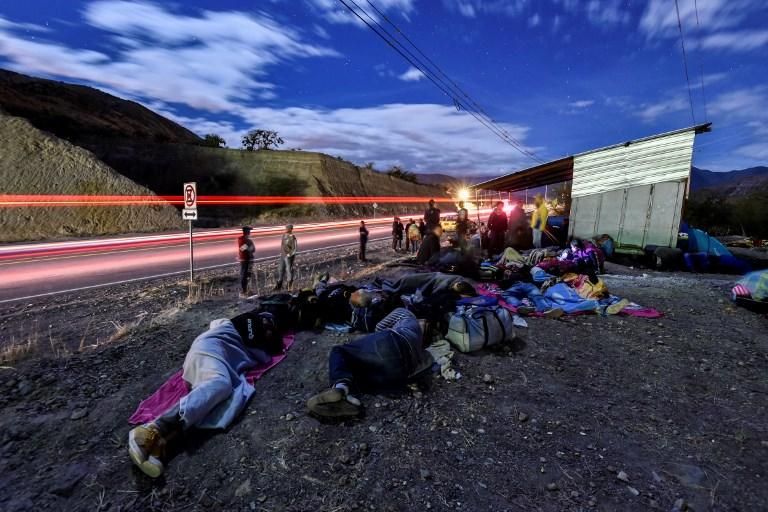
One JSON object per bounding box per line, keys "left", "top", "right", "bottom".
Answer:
{"left": 691, "top": 166, "right": 768, "bottom": 193}
{"left": 415, "top": 172, "right": 499, "bottom": 189}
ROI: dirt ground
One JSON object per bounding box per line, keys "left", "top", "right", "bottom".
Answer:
{"left": 0, "top": 245, "right": 767, "bottom": 512}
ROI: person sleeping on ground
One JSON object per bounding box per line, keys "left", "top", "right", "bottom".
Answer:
{"left": 128, "top": 311, "right": 282, "bottom": 478}
{"left": 307, "top": 308, "right": 433, "bottom": 419}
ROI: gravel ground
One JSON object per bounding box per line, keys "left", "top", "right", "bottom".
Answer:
{"left": 0, "top": 253, "right": 766, "bottom": 512}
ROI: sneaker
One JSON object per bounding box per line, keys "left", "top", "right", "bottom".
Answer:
{"left": 516, "top": 305, "right": 536, "bottom": 316}
{"left": 543, "top": 308, "right": 565, "bottom": 319}
{"left": 128, "top": 423, "right": 166, "bottom": 478}
{"left": 307, "top": 388, "right": 362, "bottom": 419}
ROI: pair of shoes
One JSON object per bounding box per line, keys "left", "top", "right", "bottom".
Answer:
{"left": 307, "top": 388, "right": 362, "bottom": 419}
{"left": 543, "top": 308, "right": 565, "bottom": 319}
{"left": 128, "top": 423, "right": 166, "bottom": 478}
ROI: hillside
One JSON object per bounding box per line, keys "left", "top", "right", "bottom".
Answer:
{"left": 0, "top": 69, "right": 200, "bottom": 144}
{"left": 0, "top": 112, "right": 182, "bottom": 242}
{"left": 690, "top": 166, "right": 768, "bottom": 195}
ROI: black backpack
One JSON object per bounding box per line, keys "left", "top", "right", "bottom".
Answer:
{"left": 257, "top": 293, "right": 298, "bottom": 332}
{"left": 350, "top": 297, "right": 390, "bottom": 332}
{"left": 295, "top": 289, "right": 322, "bottom": 331}
{"left": 317, "top": 284, "right": 356, "bottom": 324}
{"left": 230, "top": 311, "right": 283, "bottom": 355}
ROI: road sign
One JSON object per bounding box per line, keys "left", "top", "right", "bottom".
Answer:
{"left": 372, "top": 202, "right": 378, "bottom": 209}
{"left": 182, "top": 208, "right": 198, "bottom": 220}
{"left": 184, "top": 182, "right": 197, "bottom": 209}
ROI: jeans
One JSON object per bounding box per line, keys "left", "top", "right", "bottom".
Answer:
{"left": 359, "top": 239, "right": 367, "bottom": 261}
{"left": 277, "top": 255, "right": 294, "bottom": 288}
{"left": 502, "top": 282, "right": 553, "bottom": 312}
{"left": 329, "top": 313, "right": 423, "bottom": 393}
{"left": 532, "top": 228, "right": 543, "bottom": 248}
{"left": 410, "top": 239, "right": 420, "bottom": 254}
{"left": 392, "top": 236, "right": 402, "bottom": 251}
{"left": 239, "top": 261, "right": 252, "bottom": 293}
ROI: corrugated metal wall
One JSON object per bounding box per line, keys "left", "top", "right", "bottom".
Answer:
{"left": 571, "top": 129, "right": 695, "bottom": 198}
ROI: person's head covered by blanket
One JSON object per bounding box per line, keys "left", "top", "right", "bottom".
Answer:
{"left": 128, "top": 310, "right": 282, "bottom": 478}
{"left": 307, "top": 308, "right": 433, "bottom": 420}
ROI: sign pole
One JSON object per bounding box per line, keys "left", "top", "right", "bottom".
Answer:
{"left": 183, "top": 182, "right": 198, "bottom": 284}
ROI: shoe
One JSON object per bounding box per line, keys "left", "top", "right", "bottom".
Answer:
{"left": 128, "top": 423, "right": 166, "bottom": 478}
{"left": 307, "top": 388, "right": 362, "bottom": 419}
{"left": 543, "top": 308, "right": 565, "bottom": 319}
{"left": 516, "top": 306, "right": 535, "bottom": 316}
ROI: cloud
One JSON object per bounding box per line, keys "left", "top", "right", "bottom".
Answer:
{"left": 442, "top": 0, "right": 529, "bottom": 18}
{"left": 0, "top": 2, "right": 338, "bottom": 112}
{"left": 640, "top": 0, "right": 767, "bottom": 52}
{"left": 695, "top": 29, "right": 768, "bottom": 52}
{"left": 307, "top": 0, "right": 416, "bottom": 25}
{"left": 708, "top": 87, "right": 768, "bottom": 119}
{"left": 528, "top": 13, "right": 541, "bottom": 27}
{"left": 444, "top": 0, "right": 629, "bottom": 27}
{"left": 735, "top": 142, "right": 768, "bottom": 160}
{"left": 636, "top": 96, "right": 689, "bottom": 122}
{"left": 398, "top": 66, "right": 425, "bottom": 82}
{"left": 568, "top": 99, "right": 594, "bottom": 108}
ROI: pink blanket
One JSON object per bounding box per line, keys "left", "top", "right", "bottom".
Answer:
{"left": 129, "top": 334, "right": 295, "bottom": 425}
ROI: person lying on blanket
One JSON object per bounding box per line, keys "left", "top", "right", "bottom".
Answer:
{"left": 307, "top": 308, "right": 433, "bottom": 419}
{"left": 128, "top": 311, "right": 282, "bottom": 478}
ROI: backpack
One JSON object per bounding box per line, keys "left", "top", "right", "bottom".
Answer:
{"left": 295, "top": 289, "right": 321, "bottom": 330}
{"left": 257, "top": 293, "right": 297, "bottom": 332}
{"left": 446, "top": 305, "right": 516, "bottom": 353}
{"left": 317, "top": 284, "right": 356, "bottom": 324}
{"left": 230, "top": 311, "right": 284, "bottom": 355}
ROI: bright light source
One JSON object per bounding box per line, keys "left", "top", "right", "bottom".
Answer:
{"left": 458, "top": 188, "right": 470, "bottom": 201}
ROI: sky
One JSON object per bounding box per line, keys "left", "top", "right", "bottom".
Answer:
{"left": 0, "top": 0, "right": 766, "bottom": 177}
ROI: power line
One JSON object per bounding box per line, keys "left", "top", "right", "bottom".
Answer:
{"left": 335, "top": 0, "right": 544, "bottom": 163}
{"left": 362, "top": 0, "right": 536, "bottom": 157}
{"left": 674, "top": 0, "right": 696, "bottom": 125}
{"left": 693, "top": 0, "right": 708, "bottom": 121}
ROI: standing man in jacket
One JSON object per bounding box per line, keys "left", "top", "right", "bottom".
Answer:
{"left": 392, "top": 217, "right": 404, "bottom": 252}
{"left": 455, "top": 201, "right": 469, "bottom": 250}
{"left": 530, "top": 194, "right": 549, "bottom": 249}
{"left": 487, "top": 201, "right": 508, "bottom": 255}
{"left": 404, "top": 218, "right": 415, "bottom": 253}
{"left": 359, "top": 221, "right": 369, "bottom": 262}
{"left": 237, "top": 226, "right": 256, "bottom": 298}
{"left": 424, "top": 199, "right": 441, "bottom": 230}
{"left": 275, "top": 224, "right": 297, "bottom": 290}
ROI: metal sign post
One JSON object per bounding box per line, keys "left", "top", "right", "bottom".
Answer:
{"left": 372, "top": 202, "right": 378, "bottom": 220}
{"left": 183, "top": 182, "right": 197, "bottom": 282}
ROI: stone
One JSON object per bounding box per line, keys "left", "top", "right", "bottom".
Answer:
{"left": 235, "top": 479, "right": 252, "bottom": 498}
{"left": 285, "top": 413, "right": 295, "bottom": 421}
{"left": 482, "top": 374, "right": 494, "bottom": 384}
{"left": 420, "top": 469, "right": 432, "bottom": 480}
{"left": 518, "top": 412, "right": 529, "bottom": 422}
{"left": 70, "top": 409, "right": 88, "bottom": 421}
{"left": 616, "top": 470, "right": 629, "bottom": 482}
{"left": 546, "top": 482, "right": 558, "bottom": 491}
{"left": 672, "top": 498, "right": 687, "bottom": 511}
{"left": 626, "top": 486, "right": 639, "bottom": 496}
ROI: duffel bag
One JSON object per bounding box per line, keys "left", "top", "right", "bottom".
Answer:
{"left": 446, "top": 305, "right": 515, "bottom": 353}
{"left": 257, "top": 293, "right": 298, "bottom": 332}
{"left": 350, "top": 297, "right": 389, "bottom": 332}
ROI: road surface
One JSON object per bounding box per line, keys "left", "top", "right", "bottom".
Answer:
{"left": 0, "top": 220, "right": 395, "bottom": 304}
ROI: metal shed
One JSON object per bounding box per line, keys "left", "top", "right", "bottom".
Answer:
{"left": 472, "top": 123, "right": 711, "bottom": 253}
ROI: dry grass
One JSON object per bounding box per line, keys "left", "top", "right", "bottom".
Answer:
{"left": 0, "top": 322, "right": 71, "bottom": 364}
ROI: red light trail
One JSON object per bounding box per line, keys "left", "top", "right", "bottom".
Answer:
{"left": 0, "top": 195, "right": 457, "bottom": 207}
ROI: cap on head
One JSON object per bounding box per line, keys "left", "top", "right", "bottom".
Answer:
{"left": 242, "top": 226, "right": 252, "bottom": 234}
{"left": 429, "top": 199, "right": 435, "bottom": 205}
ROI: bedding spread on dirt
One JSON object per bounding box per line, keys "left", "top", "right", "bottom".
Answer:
{"left": 0, "top": 245, "right": 766, "bottom": 512}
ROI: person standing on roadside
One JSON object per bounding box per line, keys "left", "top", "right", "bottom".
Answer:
{"left": 455, "top": 201, "right": 469, "bottom": 251}
{"left": 487, "top": 201, "right": 508, "bottom": 255}
{"left": 237, "top": 226, "right": 255, "bottom": 298}
{"left": 530, "top": 194, "right": 549, "bottom": 249}
{"left": 404, "top": 218, "right": 415, "bottom": 253}
{"left": 359, "top": 221, "right": 369, "bottom": 262}
{"left": 275, "top": 224, "right": 297, "bottom": 290}
{"left": 408, "top": 220, "right": 421, "bottom": 254}
{"left": 392, "top": 217, "right": 404, "bottom": 252}
{"left": 424, "top": 199, "right": 441, "bottom": 231}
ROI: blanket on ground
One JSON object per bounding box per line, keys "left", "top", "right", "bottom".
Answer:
{"left": 129, "top": 332, "right": 295, "bottom": 426}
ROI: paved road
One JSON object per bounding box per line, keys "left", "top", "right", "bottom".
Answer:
{"left": 0, "top": 221, "right": 394, "bottom": 304}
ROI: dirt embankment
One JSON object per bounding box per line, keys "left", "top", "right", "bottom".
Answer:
{"left": 0, "top": 113, "right": 182, "bottom": 242}
{"left": 0, "top": 256, "right": 766, "bottom": 512}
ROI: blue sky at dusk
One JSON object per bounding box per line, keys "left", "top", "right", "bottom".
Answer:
{"left": 0, "top": 0, "right": 766, "bottom": 176}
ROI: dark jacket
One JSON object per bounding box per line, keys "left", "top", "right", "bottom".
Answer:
{"left": 360, "top": 225, "right": 369, "bottom": 241}
{"left": 392, "top": 221, "right": 404, "bottom": 238}
{"left": 424, "top": 207, "right": 441, "bottom": 228}
{"left": 237, "top": 235, "right": 255, "bottom": 262}
{"left": 487, "top": 210, "right": 508, "bottom": 233}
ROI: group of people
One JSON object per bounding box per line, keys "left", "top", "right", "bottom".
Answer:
{"left": 238, "top": 224, "right": 297, "bottom": 297}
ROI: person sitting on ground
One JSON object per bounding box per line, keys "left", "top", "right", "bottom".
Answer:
{"left": 307, "top": 308, "right": 432, "bottom": 419}
{"left": 128, "top": 311, "right": 283, "bottom": 478}
{"left": 559, "top": 238, "right": 603, "bottom": 279}
{"left": 416, "top": 224, "right": 442, "bottom": 265}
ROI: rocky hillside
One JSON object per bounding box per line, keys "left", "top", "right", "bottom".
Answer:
{"left": 0, "top": 112, "right": 182, "bottom": 242}
{"left": 0, "top": 69, "right": 447, "bottom": 238}
{"left": 690, "top": 166, "right": 768, "bottom": 195}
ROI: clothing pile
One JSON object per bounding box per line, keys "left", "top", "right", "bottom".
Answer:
{"left": 731, "top": 269, "right": 768, "bottom": 314}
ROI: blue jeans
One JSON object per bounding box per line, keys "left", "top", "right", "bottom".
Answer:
{"left": 502, "top": 282, "right": 553, "bottom": 312}
{"left": 329, "top": 317, "right": 423, "bottom": 393}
